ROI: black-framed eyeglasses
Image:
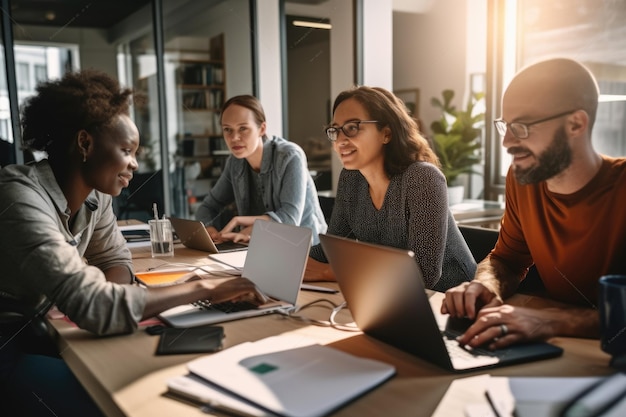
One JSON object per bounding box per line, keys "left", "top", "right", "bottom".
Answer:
{"left": 325, "top": 120, "right": 379, "bottom": 142}
{"left": 493, "top": 110, "right": 578, "bottom": 139}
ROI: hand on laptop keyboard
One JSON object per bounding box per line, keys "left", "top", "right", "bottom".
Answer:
{"left": 203, "top": 276, "right": 269, "bottom": 306}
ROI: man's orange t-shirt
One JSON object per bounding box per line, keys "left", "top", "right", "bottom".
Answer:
{"left": 492, "top": 156, "right": 626, "bottom": 306}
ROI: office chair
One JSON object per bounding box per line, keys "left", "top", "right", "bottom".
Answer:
{"left": 318, "top": 196, "right": 335, "bottom": 224}
{"left": 458, "top": 225, "right": 543, "bottom": 293}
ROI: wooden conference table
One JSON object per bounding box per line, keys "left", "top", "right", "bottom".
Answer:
{"left": 47, "top": 243, "right": 613, "bottom": 417}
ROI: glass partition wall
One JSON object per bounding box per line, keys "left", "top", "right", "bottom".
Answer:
{"left": 2, "top": 0, "right": 255, "bottom": 220}
{"left": 117, "top": 0, "right": 254, "bottom": 220}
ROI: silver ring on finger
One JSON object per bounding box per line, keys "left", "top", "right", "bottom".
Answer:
{"left": 500, "top": 323, "right": 508, "bottom": 337}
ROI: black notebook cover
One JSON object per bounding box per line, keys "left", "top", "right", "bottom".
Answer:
{"left": 156, "top": 325, "right": 224, "bottom": 355}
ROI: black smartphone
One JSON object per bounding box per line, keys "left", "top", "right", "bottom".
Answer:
{"left": 155, "top": 325, "right": 224, "bottom": 355}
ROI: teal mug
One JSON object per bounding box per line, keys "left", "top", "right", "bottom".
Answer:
{"left": 598, "top": 275, "right": 626, "bottom": 367}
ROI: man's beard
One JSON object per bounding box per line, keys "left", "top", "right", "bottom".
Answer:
{"left": 512, "top": 126, "right": 572, "bottom": 185}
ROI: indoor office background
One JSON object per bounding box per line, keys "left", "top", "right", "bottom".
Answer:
{"left": 0, "top": 0, "right": 624, "bottom": 221}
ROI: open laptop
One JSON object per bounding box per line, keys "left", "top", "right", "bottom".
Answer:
{"left": 319, "top": 234, "right": 563, "bottom": 372}
{"left": 159, "top": 219, "right": 312, "bottom": 327}
{"left": 168, "top": 216, "right": 248, "bottom": 253}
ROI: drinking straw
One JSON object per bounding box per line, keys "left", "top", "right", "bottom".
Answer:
{"left": 153, "top": 203, "right": 165, "bottom": 254}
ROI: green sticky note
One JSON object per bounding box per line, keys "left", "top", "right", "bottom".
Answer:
{"left": 249, "top": 363, "right": 278, "bottom": 375}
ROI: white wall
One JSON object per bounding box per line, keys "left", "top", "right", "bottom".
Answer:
{"left": 255, "top": 0, "right": 283, "bottom": 138}
{"left": 362, "top": 0, "right": 393, "bottom": 89}
{"left": 393, "top": 0, "right": 470, "bottom": 133}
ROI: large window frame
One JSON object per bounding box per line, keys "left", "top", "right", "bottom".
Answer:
{"left": 486, "top": 0, "right": 626, "bottom": 200}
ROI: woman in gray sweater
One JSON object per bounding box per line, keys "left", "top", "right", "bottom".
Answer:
{"left": 196, "top": 95, "right": 327, "bottom": 244}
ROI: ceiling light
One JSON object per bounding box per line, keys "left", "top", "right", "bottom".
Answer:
{"left": 292, "top": 20, "right": 332, "bottom": 30}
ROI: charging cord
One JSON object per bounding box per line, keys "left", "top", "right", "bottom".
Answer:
{"left": 279, "top": 299, "right": 359, "bottom": 332}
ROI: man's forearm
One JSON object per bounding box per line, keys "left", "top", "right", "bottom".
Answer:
{"left": 474, "top": 255, "right": 526, "bottom": 300}
{"left": 548, "top": 307, "right": 600, "bottom": 339}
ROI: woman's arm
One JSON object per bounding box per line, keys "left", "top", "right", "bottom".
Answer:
{"left": 265, "top": 149, "right": 308, "bottom": 225}
{"left": 405, "top": 164, "right": 449, "bottom": 288}
{"left": 304, "top": 256, "right": 335, "bottom": 282}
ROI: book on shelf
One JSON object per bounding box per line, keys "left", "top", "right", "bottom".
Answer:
{"left": 181, "top": 91, "right": 207, "bottom": 109}
{"left": 178, "top": 63, "right": 224, "bottom": 86}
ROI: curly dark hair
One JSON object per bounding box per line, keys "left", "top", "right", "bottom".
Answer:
{"left": 331, "top": 86, "right": 440, "bottom": 177}
{"left": 21, "top": 69, "right": 137, "bottom": 159}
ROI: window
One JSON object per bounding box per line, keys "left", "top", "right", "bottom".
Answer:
{"left": 16, "top": 62, "right": 29, "bottom": 91}
{"left": 34, "top": 64, "right": 47, "bottom": 84}
{"left": 487, "top": 0, "right": 626, "bottom": 199}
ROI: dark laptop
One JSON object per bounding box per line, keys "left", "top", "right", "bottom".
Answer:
{"left": 319, "top": 234, "right": 563, "bottom": 372}
{"left": 168, "top": 216, "right": 247, "bottom": 253}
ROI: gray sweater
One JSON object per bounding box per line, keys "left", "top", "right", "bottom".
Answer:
{"left": 0, "top": 160, "right": 145, "bottom": 335}
{"left": 196, "top": 136, "right": 327, "bottom": 244}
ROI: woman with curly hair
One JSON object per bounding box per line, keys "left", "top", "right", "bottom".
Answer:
{"left": 0, "top": 69, "right": 266, "bottom": 416}
{"left": 306, "top": 86, "right": 475, "bottom": 291}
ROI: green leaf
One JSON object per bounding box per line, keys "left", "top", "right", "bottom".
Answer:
{"left": 430, "top": 89, "right": 485, "bottom": 184}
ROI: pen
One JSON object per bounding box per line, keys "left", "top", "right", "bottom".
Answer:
{"left": 485, "top": 388, "right": 504, "bottom": 417}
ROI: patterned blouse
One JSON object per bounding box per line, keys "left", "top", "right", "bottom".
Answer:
{"left": 310, "top": 162, "right": 476, "bottom": 291}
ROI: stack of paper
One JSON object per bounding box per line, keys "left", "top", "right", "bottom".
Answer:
{"left": 167, "top": 335, "right": 395, "bottom": 417}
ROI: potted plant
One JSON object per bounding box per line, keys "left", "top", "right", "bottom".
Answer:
{"left": 430, "top": 89, "right": 484, "bottom": 205}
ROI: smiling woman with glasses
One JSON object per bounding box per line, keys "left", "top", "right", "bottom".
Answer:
{"left": 494, "top": 109, "right": 578, "bottom": 139}
{"left": 325, "top": 120, "right": 379, "bottom": 142}
{"left": 305, "top": 85, "right": 476, "bottom": 291}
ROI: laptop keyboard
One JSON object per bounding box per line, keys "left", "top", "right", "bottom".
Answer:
{"left": 215, "top": 241, "right": 248, "bottom": 252}
{"left": 193, "top": 299, "right": 258, "bottom": 314}
{"left": 444, "top": 335, "right": 496, "bottom": 359}
{"left": 442, "top": 334, "right": 502, "bottom": 368}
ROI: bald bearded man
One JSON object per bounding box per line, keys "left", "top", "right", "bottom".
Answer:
{"left": 441, "top": 58, "right": 626, "bottom": 348}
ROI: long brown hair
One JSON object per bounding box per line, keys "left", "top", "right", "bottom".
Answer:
{"left": 221, "top": 95, "right": 267, "bottom": 127}
{"left": 332, "top": 86, "right": 440, "bottom": 176}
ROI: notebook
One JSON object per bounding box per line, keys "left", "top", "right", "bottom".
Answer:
{"left": 183, "top": 335, "right": 395, "bottom": 417}
{"left": 168, "top": 216, "right": 248, "bottom": 253}
{"left": 159, "top": 219, "right": 312, "bottom": 328}
{"left": 318, "top": 234, "right": 563, "bottom": 372}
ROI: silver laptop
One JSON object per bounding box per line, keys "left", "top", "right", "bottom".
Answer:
{"left": 319, "top": 234, "right": 563, "bottom": 372}
{"left": 159, "top": 219, "right": 312, "bottom": 327}
{"left": 168, "top": 216, "right": 248, "bottom": 253}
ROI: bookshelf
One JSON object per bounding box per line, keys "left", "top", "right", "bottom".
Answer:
{"left": 172, "top": 33, "right": 229, "bottom": 216}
